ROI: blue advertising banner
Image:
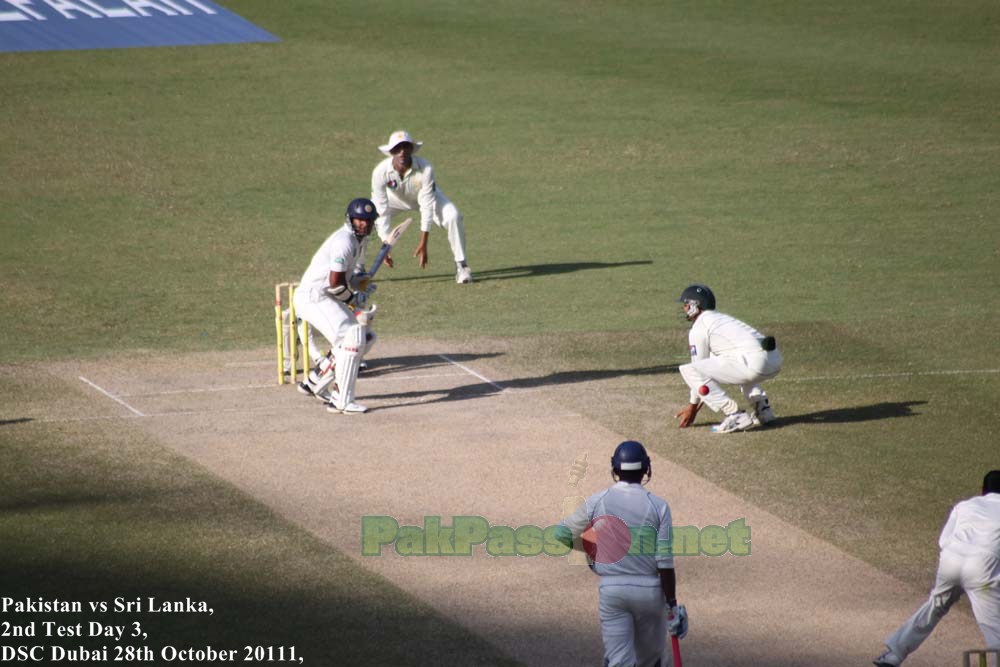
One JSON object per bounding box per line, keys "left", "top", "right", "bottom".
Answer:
{"left": 0, "top": 0, "right": 279, "bottom": 52}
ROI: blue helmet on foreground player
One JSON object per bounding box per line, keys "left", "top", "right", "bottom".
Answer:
{"left": 611, "top": 440, "right": 651, "bottom": 484}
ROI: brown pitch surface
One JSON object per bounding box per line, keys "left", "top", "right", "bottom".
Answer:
{"left": 45, "top": 339, "right": 982, "bottom": 666}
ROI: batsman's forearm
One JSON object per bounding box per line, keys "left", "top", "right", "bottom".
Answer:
{"left": 659, "top": 568, "right": 677, "bottom": 603}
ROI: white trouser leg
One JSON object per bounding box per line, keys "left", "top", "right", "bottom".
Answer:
{"left": 885, "top": 550, "right": 965, "bottom": 660}
{"left": 599, "top": 585, "right": 671, "bottom": 667}
{"left": 599, "top": 585, "right": 637, "bottom": 667}
{"left": 680, "top": 350, "right": 781, "bottom": 414}
{"left": 293, "top": 289, "right": 354, "bottom": 392}
{"left": 299, "top": 318, "right": 330, "bottom": 366}
{"left": 434, "top": 192, "right": 466, "bottom": 264}
{"left": 632, "top": 589, "right": 670, "bottom": 667}
{"left": 963, "top": 552, "right": 1000, "bottom": 647}
{"left": 679, "top": 359, "right": 738, "bottom": 415}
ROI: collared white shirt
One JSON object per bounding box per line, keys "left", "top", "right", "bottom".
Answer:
{"left": 688, "top": 310, "right": 768, "bottom": 361}
{"left": 939, "top": 493, "right": 1000, "bottom": 558}
{"left": 298, "top": 224, "right": 362, "bottom": 297}
{"left": 370, "top": 155, "right": 438, "bottom": 235}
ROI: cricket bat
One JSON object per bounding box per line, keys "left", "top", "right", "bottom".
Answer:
{"left": 368, "top": 217, "right": 412, "bottom": 278}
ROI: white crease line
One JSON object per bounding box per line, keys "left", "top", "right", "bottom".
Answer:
{"left": 775, "top": 369, "right": 1000, "bottom": 383}
{"left": 117, "top": 373, "right": 469, "bottom": 397}
{"left": 36, "top": 405, "right": 291, "bottom": 424}
{"left": 78, "top": 376, "right": 146, "bottom": 417}
{"left": 437, "top": 354, "right": 505, "bottom": 392}
{"left": 120, "top": 384, "right": 277, "bottom": 397}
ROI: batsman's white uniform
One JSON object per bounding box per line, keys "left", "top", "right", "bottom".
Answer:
{"left": 293, "top": 224, "right": 370, "bottom": 406}
{"left": 560, "top": 482, "right": 675, "bottom": 667}
{"left": 370, "top": 155, "right": 467, "bottom": 264}
{"left": 294, "top": 224, "right": 361, "bottom": 352}
{"left": 681, "top": 311, "right": 782, "bottom": 416}
{"left": 884, "top": 493, "right": 1000, "bottom": 658}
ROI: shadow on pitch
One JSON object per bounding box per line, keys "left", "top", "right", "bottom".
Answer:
{"left": 379, "top": 260, "right": 653, "bottom": 283}
{"left": 365, "top": 363, "right": 679, "bottom": 412}
{"left": 0, "top": 418, "right": 34, "bottom": 426}
{"left": 361, "top": 352, "right": 504, "bottom": 379}
{"left": 767, "top": 401, "right": 927, "bottom": 428}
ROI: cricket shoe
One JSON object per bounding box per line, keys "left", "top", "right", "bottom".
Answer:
{"left": 711, "top": 411, "right": 755, "bottom": 433}
{"left": 327, "top": 400, "right": 368, "bottom": 414}
{"left": 326, "top": 388, "right": 367, "bottom": 414}
{"left": 751, "top": 406, "right": 775, "bottom": 427}
{"left": 456, "top": 266, "right": 473, "bottom": 284}
{"left": 872, "top": 648, "right": 901, "bottom": 667}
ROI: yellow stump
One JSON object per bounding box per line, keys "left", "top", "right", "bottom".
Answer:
{"left": 274, "top": 281, "right": 312, "bottom": 385}
{"left": 301, "top": 303, "right": 310, "bottom": 378}
{"left": 274, "top": 283, "right": 284, "bottom": 385}
{"left": 964, "top": 650, "right": 1000, "bottom": 667}
{"left": 288, "top": 283, "right": 297, "bottom": 385}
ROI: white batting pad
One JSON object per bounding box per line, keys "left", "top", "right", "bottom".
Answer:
{"left": 333, "top": 324, "right": 365, "bottom": 408}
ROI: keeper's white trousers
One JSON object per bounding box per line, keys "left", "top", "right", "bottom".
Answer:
{"left": 377, "top": 191, "right": 467, "bottom": 264}
{"left": 679, "top": 349, "right": 782, "bottom": 415}
{"left": 598, "top": 584, "right": 672, "bottom": 667}
{"left": 886, "top": 549, "right": 1000, "bottom": 658}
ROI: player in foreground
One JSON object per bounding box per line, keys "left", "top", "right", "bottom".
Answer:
{"left": 874, "top": 470, "right": 1000, "bottom": 666}
{"left": 293, "top": 198, "right": 379, "bottom": 414}
{"left": 673, "top": 284, "right": 782, "bottom": 433}
{"left": 370, "top": 130, "right": 472, "bottom": 284}
{"left": 556, "top": 441, "right": 688, "bottom": 666}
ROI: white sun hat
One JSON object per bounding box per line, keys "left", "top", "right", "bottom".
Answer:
{"left": 378, "top": 130, "right": 423, "bottom": 156}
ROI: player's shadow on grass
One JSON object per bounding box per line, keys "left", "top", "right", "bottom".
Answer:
{"left": 768, "top": 401, "right": 927, "bottom": 428}
{"left": 381, "top": 260, "right": 652, "bottom": 283}
{"left": 365, "top": 363, "right": 679, "bottom": 411}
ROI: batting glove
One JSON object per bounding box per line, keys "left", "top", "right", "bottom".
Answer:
{"left": 349, "top": 272, "right": 373, "bottom": 292}
{"left": 666, "top": 604, "right": 688, "bottom": 639}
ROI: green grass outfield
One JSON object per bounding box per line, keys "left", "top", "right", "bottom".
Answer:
{"left": 2, "top": 0, "right": 998, "bottom": 656}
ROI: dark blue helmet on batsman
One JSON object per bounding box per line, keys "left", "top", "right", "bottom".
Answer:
{"left": 345, "top": 197, "right": 378, "bottom": 222}
{"left": 345, "top": 197, "right": 378, "bottom": 237}
{"left": 611, "top": 440, "right": 651, "bottom": 483}
{"left": 678, "top": 284, "right": 715, "bottom": 320}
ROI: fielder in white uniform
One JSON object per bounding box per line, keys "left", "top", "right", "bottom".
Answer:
{"left": 557, "top": 441, "right": 688, "bottom": 667}
{"left": 293, "top": 198, "right": 379, "bottom": 414}
{"left": 673, "top": 284, "right": 782, "bottom": 434}
{"left": 874, "top": 470, "right": 1000, "bottom": 666}
{"left": 370, "top": 130, "right": 472, "bottom": 284}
